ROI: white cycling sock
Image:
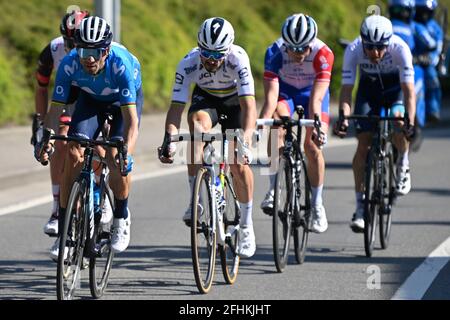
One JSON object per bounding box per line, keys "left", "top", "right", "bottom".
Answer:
{"left": 239, "top": 201, "right": 253, "bottom": 228}
{"left": 52, "top": 185, "right": 60, "bottom": 216}
{"left": 311, "top": 185, "right": 323, "bottom": 207}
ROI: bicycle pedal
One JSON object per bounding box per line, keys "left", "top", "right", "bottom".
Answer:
{"left": 262, "top": 207, "right": 274, "bottom": 216}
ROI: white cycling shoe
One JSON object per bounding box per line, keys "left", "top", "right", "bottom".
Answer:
{"left": 237, "top": 225, "right": 256, "bottom": 258}
{"left": 49, "top": 237, "right": 69, "bottom": 262}
{"left": 260, "top": 189, "right": 274, "bottom": 215}
{"left": 396, "top": 167, "right": 411, "bottom": 196}
{"left": 44, "top": 213, "right": 58, "bottom": 237}
{"left": 311, "top": 204, "right": 328, "bottom": 233}
{"left": 350, "top": 211, "right": 365, "bottom": 233}
{"left": 100, "top": 197, "right": 113, "bottom": 225}
{"left": 111, "top": 209, "right": 131, "bottom": 253}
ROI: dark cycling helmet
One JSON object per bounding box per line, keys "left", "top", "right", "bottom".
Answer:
{"left": 388, "top": 0, "right": 415, "bottom": 22}
{"left": 281, "top": 14, "right": 318, "bottom": 49}
{"left": 60, "top": 10, "right": 90, "bottom": 38}
{"left": 74, "top": 16, "right": 113, "bottom": 49}
{"left": 360, "top": 15, "right": 393, "bottom": 45}
{"left": 414, "top": 0, "right": 438, "bottom": 23}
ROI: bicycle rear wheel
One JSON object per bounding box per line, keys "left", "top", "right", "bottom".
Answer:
{"left": 57, "top": 181, "right": 86, "bottom": 300}
{"left": 219, "top": 174, "right": 240, "bottom": 285}
{"left": 294, "top": 157, "right": 312, "bottom": 264}
{"left": 379, "top": 143, "right": 395, "bottom": 249}
{"left": 273, "top": 156, "right": 293, "bottom": 272}
{"left": 364, "top": 153, "right": 378, "bottom": 258}
{"left": 89, "top": 185, "right": 115, "bottom": 298}
{"left": 191, "top": 168, "right": 216, "bottom": 294}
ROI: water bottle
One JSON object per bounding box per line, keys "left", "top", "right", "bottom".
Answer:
{"left": 93, "top": 183, "right": 101, "bottom": 215}
{"left": 215, "top": 176, "right": 225, "bottom": 211}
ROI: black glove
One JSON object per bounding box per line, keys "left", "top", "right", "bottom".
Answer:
{"left": 31, "top": 113, "right": 43, "bottom": 146}
{"left": 404, "top": 123, "right": 416, "bottom": 141}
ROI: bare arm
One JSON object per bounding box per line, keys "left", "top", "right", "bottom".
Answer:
{"left": 310, "top": 81, "right": 330, "bottom": 120}
{"left": 259, "top": 78, "right": 279, "bottom": 119}
{"left": 339, "top": 84, "right": 354, "bottom": 116}
{"left": 164, "top": 102, "right": 186, "bottom": 135}
{"left": 35, "top": 85, "right": 49, "bottom": 116}
{"left": 121, "top": 105, "right": 139, "bottom": 154}
{"left": 400, "top": 82, "right": 416, "bottom": 125}
{"left": 239, "top": 96, "right": 257, "bottom": 145}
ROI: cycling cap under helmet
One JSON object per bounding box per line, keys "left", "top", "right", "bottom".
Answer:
{"left": 75, "top": 16, "right": 113, "bottom": 48}
{"left": 360, "top": 15, "right": 393, "bottom": 45}
{"left": 197, "top": 17, "right": 234, "bottom": 51}
{"left": 60, "top": 10, "right": 90, "bottom": 38}
{"left": 281, "top": 14, "right": 318, "bottom": 48}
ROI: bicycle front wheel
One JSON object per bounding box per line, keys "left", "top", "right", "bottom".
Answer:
{"left": 191, "top": 168, "right": 216, "bottom": 294}
{"left": 379, "top": 143, "right": 395, "bottom": 249}
{"left": 89, "top": 185, "right": 115, "bottom": 299}
{"left": 57, "top": 181, "right": 86, "bottom": 300}
{"left": 293, "top": 157, "right": 312, "bottom": 264}
{"left": 273, "top": 156, "right": 293, "bottom": 272}
{"left": 219, "top": 174, "right": 240, "bottom": 285}
{"left": 364, "top": 153, "right": 378, "bottom": 258}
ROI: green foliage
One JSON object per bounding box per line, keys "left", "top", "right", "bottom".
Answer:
{"left": 0, "top": 0, "right": 449, "bottom": 126}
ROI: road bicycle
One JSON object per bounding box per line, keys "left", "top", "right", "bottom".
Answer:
{"left": 167, "top": 128, "right": 243, "bottom": 294}
{"left": 39, "top": 119, "right": 128, "bottom": 299}
{"left": 257, "top": 106, "right": 321, "bottom": 272}
{"left": 339, "top": 109, "right": 408, "bottom": 257}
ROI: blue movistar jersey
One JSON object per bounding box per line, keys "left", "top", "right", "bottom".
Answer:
{"left": 52, "top": 42, "right": 142, "bottom": 107}
{"left": 414, "top": 19, "right": 443, "bottom": 65}
{"left": 391, "top": 19, "right": 415, "bottom": 51}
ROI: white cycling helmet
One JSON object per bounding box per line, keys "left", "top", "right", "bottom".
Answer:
{"left": 360, "top": 15, "right": 393, "bottom": 45}
{"left": 75, "top": 16, "right": 113, "bottom": 48}
{"left": 281, "top": 14, "right": 318, "bottom": 48}
{"left": 197, "top": 17, "right": 234, "bottom": 52}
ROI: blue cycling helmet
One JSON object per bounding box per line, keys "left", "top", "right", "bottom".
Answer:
{"left": 415, "top": 0, "right": 438, "bottom": 10}
{"left": 388, "top": 0, "right": 415, "bottom": 8}
{"left": 389, "top": 0, "right": 415, "bottom": 22}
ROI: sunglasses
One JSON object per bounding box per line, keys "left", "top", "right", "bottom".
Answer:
{"left": 363, "top": 43, "right": 388, "bottom": 51}
{"left": 199, "top": 48, "right": 227, "bottom": 60}
{"left": 286, "top": 44, "right": 310, "bottom": 54}
{"left": 63, "top": 37, "right": 75, "bottom": 50}
{"left": 77, "top": 47, "right": 107, "bottom": 60}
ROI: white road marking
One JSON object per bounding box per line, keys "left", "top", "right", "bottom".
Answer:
{"left": 391, "top": 236, "right": 450, "bottom": 300}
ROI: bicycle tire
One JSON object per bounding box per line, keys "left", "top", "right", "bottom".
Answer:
{"left": 89, "top": 185, "right": 115, "bottom": 298}
{"left": 273, "top": 156, "right": 293, "bottom": 272}
{"left": 56, "top": 181, "right": 86, "bottom": 300}
{"left": 191, "top": 168, "right": 216, "bottom": 294}
{"left": 294, "top": 157, "right": 312, "bottom": 264}
{"left": 364, "top": 152, "right": 378, "bottom": 258}
{"left": 379, "top": 143, "right": 394, "bottom": 249}
{"left": 219, "top": 174, "right": 240, "bottom": 285}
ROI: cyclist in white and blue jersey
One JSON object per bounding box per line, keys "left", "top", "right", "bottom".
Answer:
{"left": 334, "top": 15, "right": 416, "bottom": 233}
{"left": 39, "top": 16, "right": 143, "bottom": 257}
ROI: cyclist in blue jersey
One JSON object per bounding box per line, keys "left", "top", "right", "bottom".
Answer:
{"left": 33, "top": 10, "right": 89, "bottom": 237}
{"left": 388, "top": 0, "right": 427, "bottom": 150}
{"left": 37, "top": 17, "right": 143, "bottom": 258}
{"left": 414, "top": 0, "right": 444, "bottom": 123}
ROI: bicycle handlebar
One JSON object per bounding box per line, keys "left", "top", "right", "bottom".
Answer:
{"left": 42, "top": 129, "right": 130, "bottom": 176}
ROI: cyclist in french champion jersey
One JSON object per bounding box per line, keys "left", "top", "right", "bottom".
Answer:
{"left": 259, "top": 14, "right": 334, "bottom": 234}
{"left": 37, "top": 17, "right": 143, "bottom": 257}
{"left": 334, "top": 15, "right": 416, "bottom": 233}
{"left": 33, "top": 10, "right": 89, "bottom": 237}
{"left": 158, "top": 17, "right": 257, "bottom": 258}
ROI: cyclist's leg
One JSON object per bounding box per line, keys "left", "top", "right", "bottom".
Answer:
{"left": 351, "top": 83, "right": 374, "bottom": 230}
{"left": 261, "top": 92, "right": 292, "bottom": 212}
{"left": 220, "top": 100, "right": 256, "bottom": 258}
{"left": 302, "top": 87, "right": 330, "bottom": 233}
{"left": 106, "top": 89, "right": 143, "bottom": 252}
